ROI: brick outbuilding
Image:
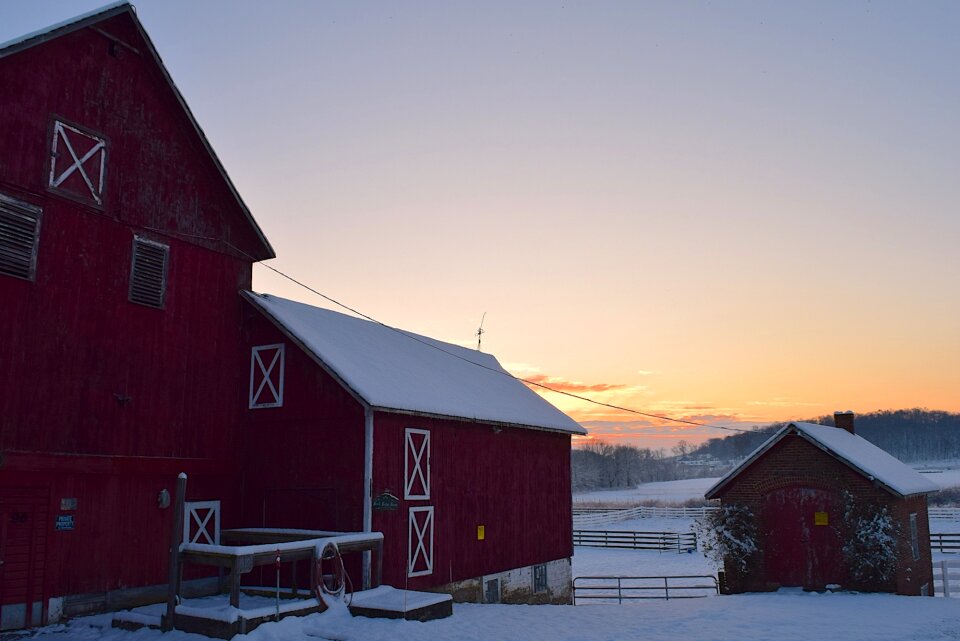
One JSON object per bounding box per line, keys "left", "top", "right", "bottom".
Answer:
{"left": 705, "top": 413, "right": 938, "bottom": 595}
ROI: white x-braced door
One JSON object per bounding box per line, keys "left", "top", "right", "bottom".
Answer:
{"left": 404, "top": 428, "right": 430, "bottom": 500}
{"left": 405, "top": 428, "right": 433, "bottom": 577}
{"left": 408, "top": 506, "right": 434, "bottom": 577}
{"left": 249, "top": 344, "right": 285, "bottom": 408}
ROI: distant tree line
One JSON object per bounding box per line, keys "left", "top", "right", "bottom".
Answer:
{"left": 691, "top": 408, "right": 960, "bottom": 464}
{"left": 572, "top": 442, "right": 683, "bottom": 491}
{"left": 574, "top": 409, "right": 960, "bottom": 491}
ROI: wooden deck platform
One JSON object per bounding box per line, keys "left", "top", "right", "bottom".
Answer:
{"left": 113, "top": 590, "right": 321, "bottom": 639}
{"left": 348, "top": 585, "right": 453, "bottom": 621}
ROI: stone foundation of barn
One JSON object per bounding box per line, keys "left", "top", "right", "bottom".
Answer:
{"left": 437, "top": 557, "right": 573, "bottom": 604}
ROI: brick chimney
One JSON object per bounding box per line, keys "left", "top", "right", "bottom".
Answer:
{"left": 834, "top": 411, "right": 855, "bottom": 434}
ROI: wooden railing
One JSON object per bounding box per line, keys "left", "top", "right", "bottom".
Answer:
{"left": 573, "top": 505, "right": 717, "bottom": 527}
{"left": 930, "top": 533, "right": 960, "bottom": 553}
{"left": 573, "top": 529, "right": 697, "bottom": 552}
{"left": 573, "top": 575, "right": 718, "bottom": 604}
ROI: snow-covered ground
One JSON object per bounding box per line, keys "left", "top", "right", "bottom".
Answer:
{"left": 917, "top": 467, "right": 960, "bottom": 489}
{"left": 37, "top": 587, "right": 960, "bottom": 641}
{"left": 26, "top": 477, "right": 960, "bottom": 640}
{"left": 574, "top": 478, "right": 720, "bottom": 504}
{"left": 573, "top": 544, "right": 716, "bottom": 578}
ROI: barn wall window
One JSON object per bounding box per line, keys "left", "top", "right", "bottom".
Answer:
{"left": 249, "top": 344, "right": 285, "bottom": 408}
{"left": 484, "top": 577, "right": 501, "bottom": 603}
{"left": 0, "top": 193, "right": 42, "bottom": 281}
{"left": 48, "top": 119, "right": 108, "bottom": 206}
{"left": 404, "top": 428, "right": 431, "bottom": 500}
{"left": 910, "top": 513, "right": 920, "bottom": 561}
{"left": 533, "top": 563, "right": 548, "bottom": 593}
{"left": 129, "top": 237, "right": 169, "bottom": 308}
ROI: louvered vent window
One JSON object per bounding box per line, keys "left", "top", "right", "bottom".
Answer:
{"left": 0, "top": 193, "right": 43, "bottom": 281}
{"left": 129, "top": 237, "right": 169, "bottom": 308}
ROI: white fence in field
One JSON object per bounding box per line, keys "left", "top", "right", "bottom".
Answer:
{"left": 935, "top": 560, "right": 960, "bottom": 598}
{"left": 572, "top": 506, "right": 717, "bottom": 527}
{"left": 573, "top": 506, "right": 960, "bottom": 528}
{"left": 929, "top": 507, "right": 960, "bottom": 520}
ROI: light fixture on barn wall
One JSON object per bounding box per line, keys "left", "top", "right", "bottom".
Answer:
{"left": 492, "top": 427, "right": 502, "bottom": 435}
{"left": 157, "top": 489, "right": 170, "bottom": 509}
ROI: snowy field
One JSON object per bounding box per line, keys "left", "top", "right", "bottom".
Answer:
{"left": 42, "top": 513, "right": 960, "bottom": 641}
{"left": 35, "top": 587, "right": 960, "bottom": 641}
{"left": 918, "top": 467, "right": 960, "bottom": 490}
{"left": 574, "top": 478, "right": 720, "bottom": 504}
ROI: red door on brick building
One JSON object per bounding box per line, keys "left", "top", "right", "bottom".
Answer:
{"left": 762, "top": 486, "right": 846, "bottom": 589}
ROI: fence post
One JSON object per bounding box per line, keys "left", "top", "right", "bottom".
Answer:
{"left": 942, "top": 561, "right": 951, "bottom": 598}
{"left": 163, "top": 473, "right": 187, "bottom": 632}
{"left": 664, "top": 577, "right": 669, "bottom": 600}
{"left": 617, "top": 577, "right": 623, "bottom": 605}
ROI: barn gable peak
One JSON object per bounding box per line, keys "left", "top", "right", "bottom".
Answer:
{"left": 705, "top": 421, "right": 939, "bottom": 500}
{"left": 242, "top": 291, "right": 586, "bottom": 435}
{"left": 0, "top": 2, "right": 275, "bottom": 261}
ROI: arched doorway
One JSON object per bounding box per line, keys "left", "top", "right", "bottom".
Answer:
{"left": 761, "top": 486, "right": 846, "bottom": 590}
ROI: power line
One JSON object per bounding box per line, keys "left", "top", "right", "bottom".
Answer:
{"left": 235, "top": 249, "right": 753, "bottom": 435}
{"left": 140, "top": 226, "right": 752, "bottom": 435}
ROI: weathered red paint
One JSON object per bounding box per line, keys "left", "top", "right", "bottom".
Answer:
{"left": 761, "top": 486, "right": 845, "bottom": 589}
{"left": 0, "top": 8, "right": 269, "bottom": 624}
{"left": 372, "top": 412, "right": 573, "bottom": 591}
{"left": 239, "top": 306, "right": 367, "bottom": 534}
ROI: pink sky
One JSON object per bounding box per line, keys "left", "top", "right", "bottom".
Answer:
{"left": 5, "top": 2, "right": 958, "bottom": 450}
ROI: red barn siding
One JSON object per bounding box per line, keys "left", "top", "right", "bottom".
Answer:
{"left": 0, "top": 13, "right": 267, "bottom": 259}
{"left": 0, "top": 9, "right": 266, "bottom": 616}
{"left": 372, "top": 412, "right": 573, "bottom": 591}
{"left": 240, "top": 307, "right": 367, "bottom": 533}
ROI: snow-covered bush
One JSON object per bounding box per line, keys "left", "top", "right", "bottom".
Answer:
{"left": 841, "top": 491, "right": 899, "bottom": 587}
{"left": 696, "top": 504, "right": 759, "bottom": 573}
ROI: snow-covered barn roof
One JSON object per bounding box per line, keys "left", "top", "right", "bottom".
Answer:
{"left": 705, "top": 421, "right": 939, "bottom": 499}
{"left": 243, "top": 292, "right": 586, "bottom": 435}
{"left": 0, "top": 1, "right": 275, "bottom": 261}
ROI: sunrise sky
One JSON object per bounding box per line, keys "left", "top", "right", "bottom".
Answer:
{"left": 5, "top": 1, "right": 958, "bottom": 450}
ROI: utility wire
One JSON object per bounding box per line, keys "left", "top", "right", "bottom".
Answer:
{"left": 140, "top": 226, "right": 752, "bottom": 435}
{"left": 237, "top": 248, "right": 752, "bottom": 435}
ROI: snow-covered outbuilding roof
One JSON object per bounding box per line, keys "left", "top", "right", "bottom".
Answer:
{"left": 243, "top": 292, "right": 586, "bottom": 435}
{"left": 705, "top": 421, "right": 940, "bottom": 499}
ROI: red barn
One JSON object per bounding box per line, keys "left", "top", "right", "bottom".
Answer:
{"left": 0, "top": 3, "right": 583, "bottom": 630}
{"left": 0, "top": 1, "right": 271, "bottom": 629}
{"left": 241, "top": 293, "right": 585, "bottom": 604}
{"left": 705, "top": 413, "right": 938, "bottom": 595}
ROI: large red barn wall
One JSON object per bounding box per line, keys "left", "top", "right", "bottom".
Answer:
{"left": 372, "top": 412, "right": 573, "bottom": 591}
{"left": 1, "top": 469, "right": 234, "bottom": 602}
{"left": 240, "top": 307, "right": 367, "bottom": 533}
{"left": 0, "top": 13, "right": 264, "bottom": 604}
{"left": 715, "top": 434, "right": 932, "bottom": 595}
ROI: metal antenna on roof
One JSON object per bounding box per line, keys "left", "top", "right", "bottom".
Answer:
{"left": 476, "top": 312, "right": 487, "bottom": 351}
